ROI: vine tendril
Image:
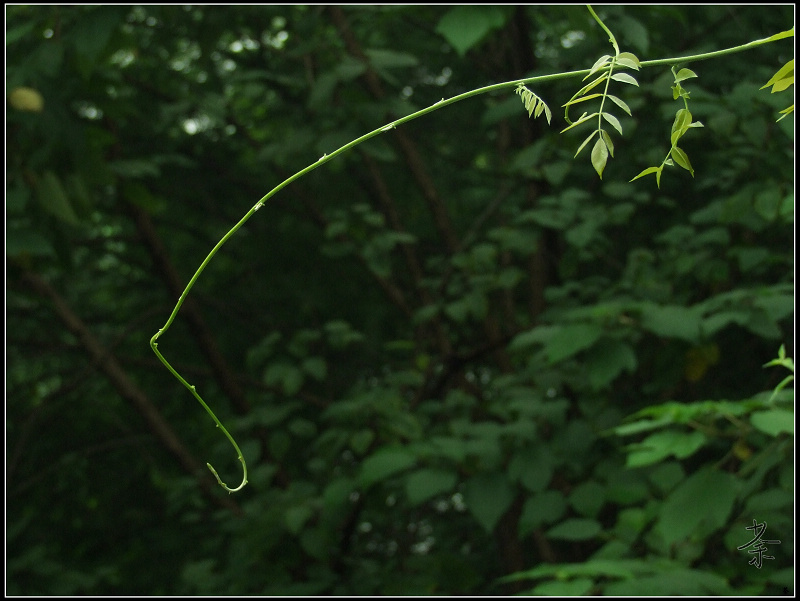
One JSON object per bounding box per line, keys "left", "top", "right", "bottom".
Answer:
{"left": 150, "top": 332, "right": 248, "bottom": 493}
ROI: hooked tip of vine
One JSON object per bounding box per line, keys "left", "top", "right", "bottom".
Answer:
{"left": 207, "top": 461, "right": 248, "bottom": 493}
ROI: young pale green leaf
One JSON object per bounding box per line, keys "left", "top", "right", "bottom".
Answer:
{"left": 603, "top": 112, "right": 623, "bottom": 135}
{"left": 769, "top": 76, "right": 794, "bottom": 93}
{"left": 539, "top": 101, "right": 553, "bottom": 124}
{"left": 670, "top": 108, "right": 692, "bottom": 145}
{"left": 516, "top": 85, "right": 552, "bottom": 124}
{"left": 671, "top": 108, "right": 692, "bottom": 132}
{"left": 672, "top": 83, "right": 686, "bottom": 100}
{"left": 764, "top": 27, "right": 794, "bottom": 43}
{"left": 561, "top": 112, "right": 597, "bottom": 133}
{"left": 759, "top": 59, "right": 794, "bottom": 120}
{"left": 600, "top": 130, "right": 615, "bottom": 158}
{"left": 563, "top": 93, "right": 604, "bottom": 107}
{"left": 573, "top": 75, "right": 609, "bottom": 100}
{"left": 606, "top": 94, "right": 632, "bottom": 116}
{"left": 615, "top": 52, "right": 641, "bottom": 70}
{"left": 585, "top": 54, "right": 612, "bottom": 80}
{"left": 671, "top": 146, "right": 694, "bottom": 176}
{"left": 611, "top": 72, "right": 639, "bottom": 86}
{"left": 629, "top": 166, "right": 662, "bottom": 186}
{"left": 534, "top": 101, "right": 545, "bottom": 120}
{"left": 761, "top": 59, "right": 794, "bottom": 91}
{"left": 673, "top": 68, "right": 699, "bottom": 83}
{"left": 574, "top": 129, "right": 599, "bottom": 157}
{"left": 591, "top": 136, "right": 609, "bottom": 179}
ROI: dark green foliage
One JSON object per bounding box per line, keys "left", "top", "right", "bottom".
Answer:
{"left": 7, "top": 5, "right": 793, "bottom": 595}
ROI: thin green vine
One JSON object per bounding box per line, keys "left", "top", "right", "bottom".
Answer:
{"left": 630, "top": 66, "right": 705, "bottom": 187}
{"left": 150, "top": 6, "right": 792, "bottom": 493}
{"left": 763, "top": 344, "right": 794, "bottom": 405}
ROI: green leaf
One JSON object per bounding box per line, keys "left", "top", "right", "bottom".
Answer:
{"left": 569, "top": 481, "right": 606, "bottom": 517}
{"left": 574, "top": 130, "right": 599, "bottom": 157}
{"left": 610, "top": 72, "right": 639, "bottom": 86}
{"left": 629, "top": 166, "right": 662, "bottom": 186}
{"left": 405, "top": 468, "right": 458, "bottom": 505}
{"left": 359, "top": 446, "right": 417, "bottom": 487}
{"left": 671, "top": 146, "right": 694, "bottom": 176}
{"left": 585, "top": 54, "right": 613, "bottom": 79}
{"left": 615, "top": 52, "right": 641, "bottom": 70}
{"left": 639, "top": 303, "right": 701, "bottom": 342}
{"left": 601, "top": 130, "right": 615, "bottom": 158}
{"left": 655, "top": 467, "right": 738, "bottom": 546}
{"left": 36, "top": 171, "right": 81, "bottom": 225}
{"left": 285, "top": 505, "right": 314, "bottom": 535}
{"left": 574, "top": 75, "right": 609, "bottom": 98}
{"left": 769, "top": 77, "right": 793, "bottom": 93}
{"left": 561, "top": 111, "right": 598, "bottom": 133}
{"left": 301, "top": 357, "right": 327, "bottom": 381}
{"left": 288, "top": 418, "right": 317, "bottom": 438}
{"left": 562, "top": 92, "right": 605, "bottom": 107}
{"left": 585, "top": 338, "right": 637, "bottom": 390}
{"left": 435, "top": 6, "right": 507, "bottom": 56}
{"left": 761, "top": 59, "right": 794, "bottom": 90}
{"left": 5, "top": 20, "right": 36, "bottom": 47}
{"left": 349, "top": 429, "right": 375, "bottom": 455}
{"left": 607, "top": 94, "right": 632, "bottom": 115}
{"left": 547, "top": 518, "right": 602, "bottom": 540}
{"left": 764, "top": 27, "right": 794, "bottom": 43}
{"left": 605, "top": 568, "right": 732, "bottom": 596}
{"left": 508, "top": 445, "right": 554, "bottom": 492}
{"left": 519, "top": 490, "right": 566, "bottom": 535}
{"left": 533, "top": 579, "right": 594, "bottom": 596}
{"left": 670, "top": 108, "right": 693, "bottom": 143}
{"left": 674, "top": 68, "right": 699, "bottom": 83}
{"left": 591, "top": 136, "right": 609, "bottom": 179}
{"left": 363, "top": 48, "right": 419, "bottom": 69}
{"left": 603, "top": 112, "right": 623, "bottom": 135}
{"left": 625, "top": 430, "right": 706, "bottom": 467}
{"left": 611, "top": 415, "right": 673, "bottom": 437}
{"left": 508, "top": 325, "right": 558, "bottom": 351}
{"left": 109, "top": 159, "right": 160, "bottom": 178}
{"left": 545, "top": 323, "right": 604, "bottom": 364}
{"left": 464, "top": 472, "right": 515, "bottom": 533}
{"left": 516, "top": 85, "right": 552, "bottom": 124}
{"left": 70, "top": 7, "right": 123, "bottom": 78}
{"left": 6, "top": 228, "right": 57, "bottom": 258}
{"left": 263, "top": 362, "right": 304, "bottom": 395}
{"left": 534, "top": 99, "right": 552, "bottom": 124}
{"left": 750, "top": 409, "right": 794, "bottom": 436}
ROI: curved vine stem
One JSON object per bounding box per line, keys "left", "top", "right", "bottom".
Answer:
{"left": 150, "top": 331, "right": 248, "bottom": 492}
{"left": 587, "top": 4, "right": 620, "bottom": 56}
{"left": 150, "top": 8, "right": 791, "bottom": 493}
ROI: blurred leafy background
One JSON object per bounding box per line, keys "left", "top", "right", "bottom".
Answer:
{"left": 6, "top": 5, "right": 793, "bottom": 595}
